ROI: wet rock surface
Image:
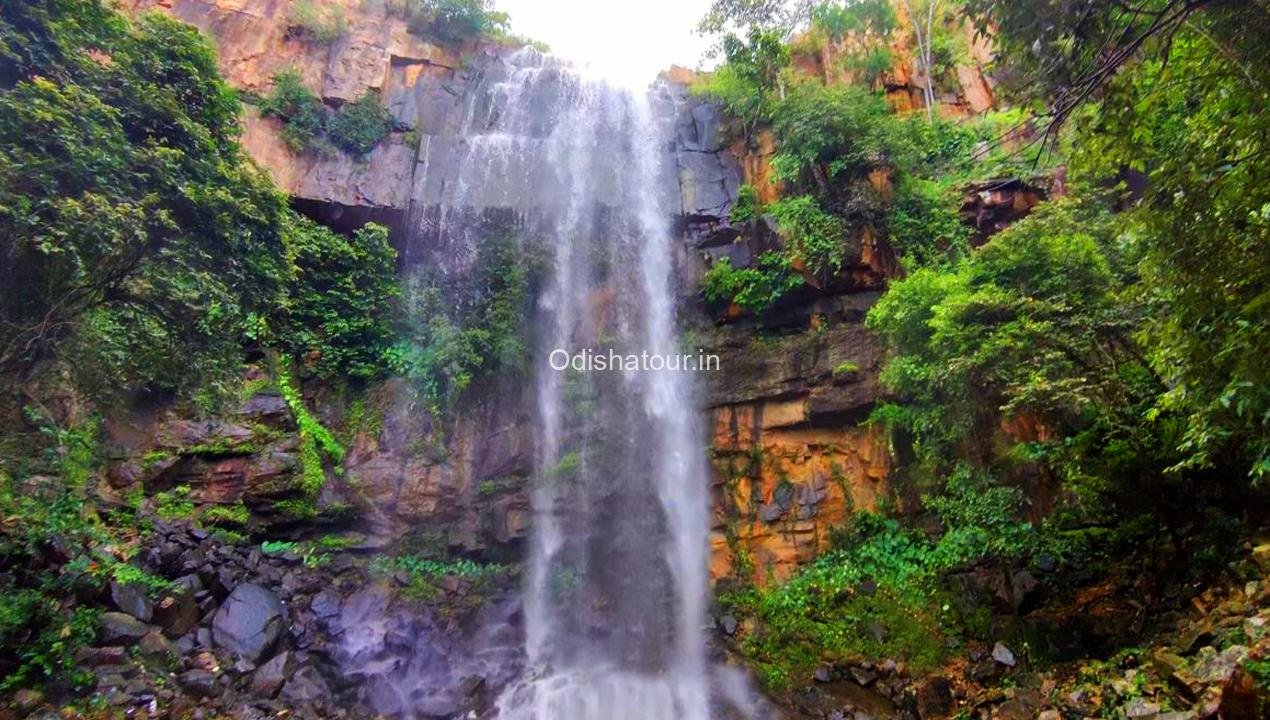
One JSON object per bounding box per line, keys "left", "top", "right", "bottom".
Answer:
{"left": 5, "top": 513, "right": 525, "bottom": 720}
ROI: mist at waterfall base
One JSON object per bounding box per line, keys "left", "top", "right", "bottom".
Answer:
{"left": 335, "top": 48, "right": 772, "bottom": 719}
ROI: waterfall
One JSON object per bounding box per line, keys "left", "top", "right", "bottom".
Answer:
{"left": 413, "top": 48, "right": 712, "bottom": 719}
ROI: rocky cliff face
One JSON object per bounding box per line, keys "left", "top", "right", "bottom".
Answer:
{"left": 115, "top": 0, "right": 1021, "bottom": 589}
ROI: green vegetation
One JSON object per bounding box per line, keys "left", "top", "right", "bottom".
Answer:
{"left": 153, "top": 484, "right": 196, "bottom": 520}
{"left": 287, "top": 0, "right": 347, "bottom": 44}
{"left": 0, "top": 413, "right": 168, "bottom": 689}
{"left": 260, "top": 72, "right": 394, "bottom": 158}
{"left": 202, "top": 502, "right": 250, "bottom": 527}
{"left": 274, "top": 359, "right": 344, "bottom": 519}
{"left": 389, "top": 231, "right": 534, "bottom": 412}
{"left": 0, "top": 2, "right": 399, "bottom": 409}
{"left": 386, "top": 0, "right": 509, "bottom": 43}
{"left": 371, "top": 554, "right": 508, "bottom": 602}
{"left": 328, "top": 90, "right": 394, "bottom": 157}
{"left": 275, "top": 219, "right": 398, "bottom": 379}
{"left": 701, "top": 253, "right": 804, "bottom": 313}
{"left": 259, "top": 69, "right": 331, "bottom": 155}
{"left": 698, "top": 0, "right": 1270, "bottom": 696}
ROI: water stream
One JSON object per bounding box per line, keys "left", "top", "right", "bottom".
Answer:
{"left": 413, "top": 48, "right": 712, "bottom": 719}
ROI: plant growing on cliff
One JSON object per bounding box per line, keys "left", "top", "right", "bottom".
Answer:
{"left": 275, "top": 218, "right": 399, "bottom": 379}
{"left": 387, "top": 0, "right": 509, "bottom": 43}
{"left": 328, "top": 90, "right": 393, "bottom": 157}
{"left": 287, "top": 0, "right": 348, "bottom": 44}
{"left": 389, "top": 231, "right": 533, "bottom": 412}
{"left": 701, "top": 253, "right": 804, "bottom": 313}
{"left": 729, "top": 184, "right": 764, "bottom": 224}
{"left": 260, "top": 69, "right": 331, "bottom": 155}
{"left": 768, "top": 195, "right": 848, "bottom": 278}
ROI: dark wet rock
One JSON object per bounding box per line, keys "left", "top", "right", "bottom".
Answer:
{"left": 212, "top": 583, "right": 286, "bottom": 663}
{"left": 75, "top": 645, "right": 129, "bottom": 666}
{"left": 719, "top": 613, "right": 738, "bottom": 635}
{"left": 154, "top": 592, "right": 200, "bottom": 637}
{"left": 310, "top": 589, "right": 342, "bottom": 621}
{"left": 851, "top": 667, "right": 879, "bottom": 686}
{"left": 138, "top": 629, "right": 180, "bottom": 663}
{"left": 460, "top": 674, "right": 486, "bottom": 697}
{"left": 12, "top": 688, "right": 43, "bottom": 716}
{"left": 177, "top": 669, "right": 220, "bottom": 698}
{"left": 282, "top": 664, "right": 331, "bottom": 702}
{"left": 913, "top": 676, "right": 952, "bottom": 720}
{"left": 98, "top": 611, "right": 153, "bottom": 644}
{"left": 109, "top": 581, "right": 154, "bottom": 622}
{"left": 250, "top": 650, "right": 296, "bottom": 697}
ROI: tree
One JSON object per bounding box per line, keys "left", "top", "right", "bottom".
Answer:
{"left": 0, "top": 7, "right": 290, "bottom": 392}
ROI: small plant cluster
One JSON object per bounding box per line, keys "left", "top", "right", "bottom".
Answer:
{"left": 287, "top": 0, "right": 347, "bottom": 45}
{"left": 259, "top": 70, "right": 393, "bottom": 157}
{"left": 388, "top": 231, "right": 534, "bottom": 413}
{"left": 385, "top": 0, "right": 508, "bottom": 44}
{"left": 370, "top": 554, "right": 508, "bottom": 602}
{"left": 274, "top": 358, "right": 345, "bottom": 519}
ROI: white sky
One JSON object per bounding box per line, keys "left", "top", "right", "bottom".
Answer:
{"left": 494, "top": 0, "right": 718, "bottom": 87}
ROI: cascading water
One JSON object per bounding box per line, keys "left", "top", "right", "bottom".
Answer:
{"left": 412, "top": 47, "right": 713, "bottom": 719}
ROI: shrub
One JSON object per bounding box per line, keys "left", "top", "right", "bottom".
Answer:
{"left": 387, "top": 0, "right": 508, "bottom": 43}
{"left": 328, "top": 90, "right": 393, "bottom": 157}
{"left": 287, "top": 0, "right": 347, "bottom": 44}
{"left": 275, "top": 219, "right": 399, "bottom": 380}
{"left": 259, "top": 69, "right": 329, "bottom": 154}
{"left": 701, "top": 253, "right": 804, "bottom": 313}
{"left": 729, "top": 184, "right": 763, "bottom": 224}
{"left": 767, "top": 195, "right": 848, "bottom": 278}
{"left": 388, "top": 231, "right": 532, "bottom": 411}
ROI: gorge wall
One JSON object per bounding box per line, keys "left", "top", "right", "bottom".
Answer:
{"left": 114, "top": 0, "right": 1012, "bottom": 590}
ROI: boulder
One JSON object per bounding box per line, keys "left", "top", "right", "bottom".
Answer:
{"left": 109, "top": 581, "right": 153, "bottom": 622}
{"left": 992, "top": 641, "right": 1017, "bottom": 667}
{"left": 153, "top": 592, "right": 200, "bottom": 637}
{"left": 212, "top": 583, "right": 286, "bottom": 663}
{"left": 282, "top": 664, "right": 331, "bottom": 703}
{"left": 97, "top": 612, "right": 152, "bottom": 644}
{"left": 913, "top": 676, "right": 953, "bottom": 720}
{"left": 250, "top": 650, "right": 296, "bottom": 698}
{"left": 138, "top": 629, "right": 180, "bottom": 664}
{"left": 177, "top": 669, "right": 220, "bottom": 699}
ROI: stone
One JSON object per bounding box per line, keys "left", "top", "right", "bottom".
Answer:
{"left": 74, "top": 646, "right": 129, "bottom": 666}
{"left": 1122, "top": 698, "right": 1161, "bottom": 718}
{"left": 138, "top": 629, "right": 180, "bottom": 663}
{"left": 109, "top": 582, "right": 154, "bottom": 622}
{"left": 460, "top": 674, "right": 486, "bottom": 697}
{"left": 153, "top": 593, "right": 200, "bottom": 637}
{"left": 310, "top": 590, "right": 342, "bottom": 620}
{"left": 177, "top": 669, "right": 220, "bottom": 699}
{"left": 914, "top": 676, "right": 952, "bottom": 720}
{"left": 719, "top": 614, "right": 738, "bottom": 635}
{"left": 1216, "top": 667, "right": 1259, "bottom": 720}
{"left": 281, "top": 665, "right": 330, "bottom": 703}
{"left": 12, "top": 688, "right": 43, "bottom": 716}
{"left": 813, "top": 666, "right": 832, "bottom": 683}
{"left": 850, "top": 667, "right": 878, "bottom": 686}
{"left": 250, "top": 651, "right": 295, "bottom": 698}
{"left": 212, "top": 583, "right": 286, "bottom": 663}
{"left": 992, "top": 641, "right": 1017, "bottom": 667}
{"left": 98, "top": 612, "right": 152, "bottom": 644}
